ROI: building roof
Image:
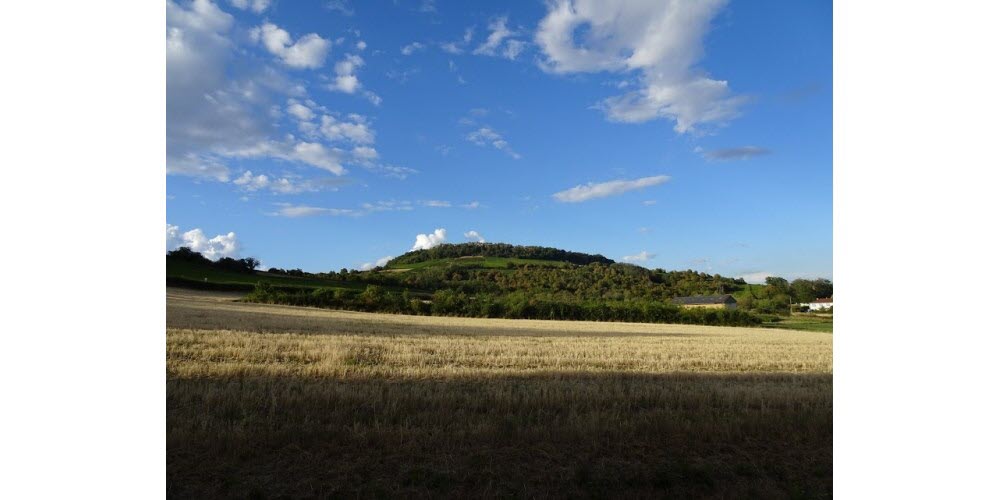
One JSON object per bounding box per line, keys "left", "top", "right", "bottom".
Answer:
{"left": 672, "top": 294, "right": 736, "bottom": 305}
{"left": 812, "top": 297, "right": 833, "bottom": 303}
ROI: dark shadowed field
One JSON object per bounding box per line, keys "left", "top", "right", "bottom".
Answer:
{"left": 167, "top": 288, "right": 832, "bottom": 498}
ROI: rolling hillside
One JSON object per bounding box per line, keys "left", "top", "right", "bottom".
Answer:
{"left": 167, "top": 243, "right": 831, "bottom": 330}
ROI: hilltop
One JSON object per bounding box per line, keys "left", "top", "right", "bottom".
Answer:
{"left": 385, "top": 242, "right": 614, "bottom": 268}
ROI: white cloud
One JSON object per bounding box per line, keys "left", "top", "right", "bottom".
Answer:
{"left": 352, "top": 146, "right": 379, "bottom": 161}
{"left": 250, "top": 22, "right": 331, "bottom": 69}
{"left": 401, "top": 42, "right": 425, "bottom": 55}
{"left": 466, "top": 127, "right": 521, "bottom": 159}
{"left": 502, "top": 40, "right": 527, "bottom": 60}
{"left": 535, "top": 0, "right": 745, "bottom": 133}
{"left": 167, "top": 223, "right": 240, "bottom": 260}
{"left": 329, "top": 54, "right": 365, "bottom": 93}
{"left": 232, "top": 170, "right": 344, "bottom": 194}
{"left": 622, "top": 250, "right": 655, "bottom": 263}
{"left": 286, "top": 99, "right": 314, "bottom": 121}
{"left": 464, "top": 230, "right": 486, "bottom": 243}
{"left": 553, "top": 175, "right": 670, "bottom": 203}
{"left": 356, "top": 40, "right": 367, "bottom": 51}
{"left": 441, "top": 27, "right": 474, "bottom": 54}
{"left": 738, "top": 272, "right": 773, "bottom": 285}
{"left": 166, "top": 1, "right": 354, "bottom": 181}
{"left": 421, "top": 200, "right": 451, "bottom": 208}
{"left": 319, "top": 114, "right": 375, "bottom": 144}
{"left": 412, "top": 228, "right": 447, "bottom": 251}
{"left": 292, "top": 142, "right": 345, "bottom": 175}
{"left": 364, "top": 164, "right": 418, "bottom": 179}
{"left": 233, "top": 170, "right": 270, "bottom": 191}
{"left": 699, "top": 146, "right": 771, "bottom": 161}
{"left": 229, "top": 0, "right": 270, "bottom": 13}
{"left": 270, "top": 200, "right": 418, "bottom": 218}
{"left": 642, "top": 200, "right": 657, "bottom": 206}
{"left": 269, "top": 203, "right": 358, "bottom": 218}
{"left": 474, "top": 17, "right": 515, "bottom": 56}
{"left": 360, "top": 255, "right": 393, "bottom": 271}
{"left": 418, "top": 0, "right": 436, "bottom": 13}
{"left": 326, "top": 0, "right": 354, "bottom": 16}
{"left": 462, "top": 201, "right": 481, "bottom": 209}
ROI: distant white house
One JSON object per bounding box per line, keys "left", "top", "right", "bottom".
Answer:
{"left": 803, "top": 297, "right": 833, "bottom": 311}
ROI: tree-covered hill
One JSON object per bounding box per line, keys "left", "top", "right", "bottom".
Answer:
{"left": 167, "top": 243, "right": 832, "bottom": 328}
{"left": 386, "top": 242, "right": 614, "bottom": 267}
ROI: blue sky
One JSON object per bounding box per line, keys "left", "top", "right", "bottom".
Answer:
{"left": 166, "top": 0, "right": 831, "bottom": 281}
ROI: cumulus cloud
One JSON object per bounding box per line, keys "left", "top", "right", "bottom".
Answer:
{"left": 326, "top": 53, "right": 380, "bottom": 105}
{"left": 167, "top": 223, "right": 240, "bottom": 260}
{"left": 401, "top": 42, "right": 425, "bottom": 55}
{"left": 286, "top": 99, "right": 314, "bottom": 121}
{"left": 291, "top": 142, "right": 346, "bottom": 174}
{"left": 250, "top": 22, "right": 331, "bottom": 69}
{"left": 166, "top": 1, "right": 355, "bottom": 181}
{"left": 466, "top": 127, "right": 521, "bottom": 159}
{"left": 535, "top": 0, "right": 745, "bottom": 133}
{"left": 319, "top": 114, "right": 375, "bottom": 144}
{"left": 229, "top": 0, "right": 270, "bottom": 13}
{"left": 622, "top": 250, "right": 655, "bottom": 263}
{"left": 699, "top": 146, "right": 771, "bottom": 161}
{"left": 412, "top": 228, "right": 447, "bottom": 251}
{"left": 352, "top": 146, "right": 379, "bottom": 161}
{"left": 552, "top": 175, "right": 670, "bottom": 203}
{"left": 360, "top": 256, "right": 393, "bottom": 271}
{"left": 464, "top": 230, "right": 486, "bottom": 243}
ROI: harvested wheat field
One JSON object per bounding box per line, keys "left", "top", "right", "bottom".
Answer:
{"left": 167, "top": 288, "right": 832, "bottom": 498}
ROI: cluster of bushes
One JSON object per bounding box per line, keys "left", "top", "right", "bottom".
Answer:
{"left": 246, "top": 283, "right": 762, "bottom": 327}
{"left": 167, "top": 247, "right": 259, "bottom": 274}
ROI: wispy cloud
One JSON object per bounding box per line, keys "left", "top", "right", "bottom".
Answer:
{"left": 699, "top": 146, "right": 771, "bottom": 161}
{"left": 622, "top": 250, "right": 655, "bottom": 263}
{"left": 553, "top": 175, "right": 670, "bottom": 203}
{"left": 268, "top": 203, "right": 358, "bottom": 218}
{"left": 233, "top": 170, "right": 347, "bottom": 194}
{"left": 400, "top": 42, "right": 425, "bottom": 55}
{"left": 466, "top": 127, "right": 521, "bottom": 159}
{"left": 420, "top": 200, "right": 452, "bottom": 208}
{"left": 473, "top": 17, "right": 526, "bottom": 60}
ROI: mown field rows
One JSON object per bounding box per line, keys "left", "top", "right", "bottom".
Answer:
{"left": 166, "top": 289, "right": 832, "bottom": 498}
